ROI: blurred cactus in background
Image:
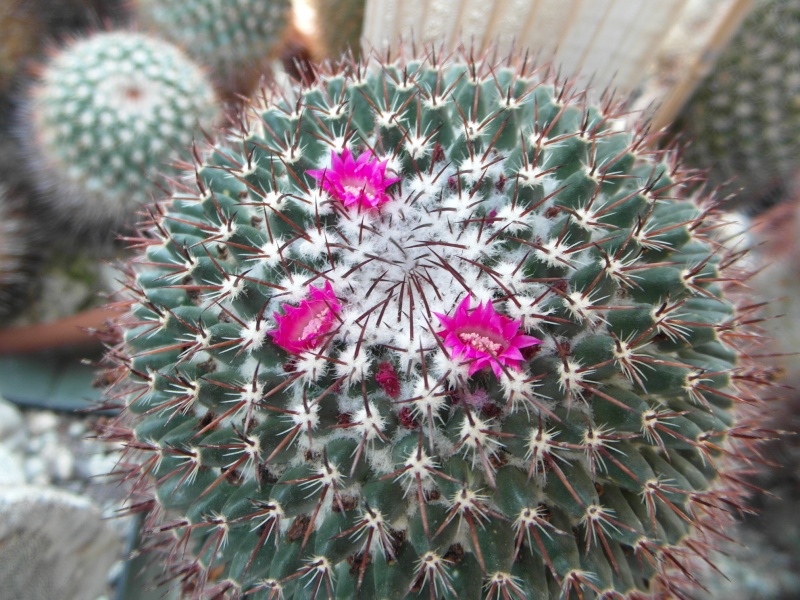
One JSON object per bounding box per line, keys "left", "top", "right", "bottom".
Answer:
{"left": 20, "top": 31, "right": 220, "bottom": 245}
{"left": 675, "top": 0, "right": 800, "bottom": 210}
{"left": 135, "top": 0, "right": 291, "bottom": 98}
{"left": 104, "top": 45, "right": 769, "bottom": 599}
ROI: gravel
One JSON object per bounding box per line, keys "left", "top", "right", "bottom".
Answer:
{"left": 0, "top": 395, "right": 130, "bottom": 600}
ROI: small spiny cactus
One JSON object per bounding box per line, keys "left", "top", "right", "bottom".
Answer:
{"left": 135, "top": 0, "right": 291, "bottom": 97}
{"left": 106, "top": 46, "right": 769, "bottom": 599}
{"left": 676, "top": 0, "right": 800, "bottom": 208}
{"left": 21, "top": 31, "right": 220, "bottom": 243}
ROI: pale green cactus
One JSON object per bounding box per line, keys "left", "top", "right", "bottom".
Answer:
{"left": 22, "top": 31, "right": 220, "bottom": 242}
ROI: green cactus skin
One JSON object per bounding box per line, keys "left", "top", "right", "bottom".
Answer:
{"left": 22, "top": 31, "right": 220, "bottom": 243}
{"left": 677, "top": 0, "right": 800, "bottom": 208}
{"left": 107, "top": 46, "right": 768, "bottom": 599}
{"left": 135, "top": 0, "right": 291, "bottom": 96}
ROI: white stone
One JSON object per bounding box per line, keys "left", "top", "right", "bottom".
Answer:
{"left": 67, "top": 420, "right": 86, "bottom": 438}
{"left": 27, "top": 433, "right": 46, "bottom": 454}
{"left": 0, "top": 486, "right": 123, "bottom": 600}
{"left": 0, "top": 397, "right": 25, "bottom": 450}
{"left": 24, "top": 456, "right": 49, "bottom": 486}
{"left": 84, "top": 452, "right": 120, "bottom": 480}
{"left": 50, "top": 450, "right": 75, "bottom": 482}
{"left": 27, "top": 411, "right": 60, "bottom": 436}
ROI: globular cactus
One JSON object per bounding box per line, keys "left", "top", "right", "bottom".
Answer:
{"left": 676, "top": 0, "right": 800, "bottom": 208}
{"left": 107, "top": 46, "right": 768, "bottom": 599}
{"left": 21, "top": 31, "right": 220, "bottom": 244}
{"left": 135, "top": 0, "right": 291, "bottom": 97}
{"left": 0, "top": 184, "right": 37, "bottom": 321}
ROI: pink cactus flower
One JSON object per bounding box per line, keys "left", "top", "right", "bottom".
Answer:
{"left": 435, "top": 296, "right": 541, "bottom": 377}
{"left": 269, "top": 282, "right": 340, "bottom": 354}
{"left": 308, "top": 148, "right": 400, "bottom": 210}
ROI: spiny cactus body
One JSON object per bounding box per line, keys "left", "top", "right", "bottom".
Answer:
{"left": 135, "top": 0, "right": 290, "bottom": 96}
{"left": 23, "top": 31, "right": 219, "bottom": 242}
{"left": 109, "top": 47, "right": 766, "bottom": 599}
{"left": 677, "top": 0, "right": 800, "bottom": 207}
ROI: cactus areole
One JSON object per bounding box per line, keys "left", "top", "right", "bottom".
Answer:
{"left": 108, "top": 47, "right": 767, "bottom": 599}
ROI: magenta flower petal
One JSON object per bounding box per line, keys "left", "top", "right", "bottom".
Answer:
{"left": 269, "top": 282, "right": 341, "bottom": 354}
{"left": 435, "top": 296, "right": 541, "bottom": 378}
{"left": 308, "top": 148, "right": 400, "bottom": 210}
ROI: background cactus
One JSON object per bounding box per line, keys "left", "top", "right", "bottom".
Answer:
{"left": 107, "top": 46, "right": 766, "bottom": 599}
{"left": 675, "top": 0, "right": 800, "bottom": 209}
{"left": 21, "top": 31, "right": 220, "bottom": 244}
{"left": 135, "top": 0, "right": 291, "bottom": 98}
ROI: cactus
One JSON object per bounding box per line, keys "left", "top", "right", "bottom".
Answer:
{"left": 107, "top": 46, "right": 767, "bottom": 599}
{"left": 135, "top": 0, "right": 291, "bottom": 97}
{"left": 0, "top": 184, "right": 37, "bottom": 321}
{"left": 676, "top": 0, "right": 800, "bottom": 208}
{"left": 21, "top": 31, "right": 220, "bottom": 243}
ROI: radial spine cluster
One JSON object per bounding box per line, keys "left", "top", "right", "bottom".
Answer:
{"left": 108, "top": 46, "right": 766, "bottom": 599}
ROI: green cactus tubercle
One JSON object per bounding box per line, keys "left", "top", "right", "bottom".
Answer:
{"left": 111, "top": 47, "right": 764, "bottom": 599}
